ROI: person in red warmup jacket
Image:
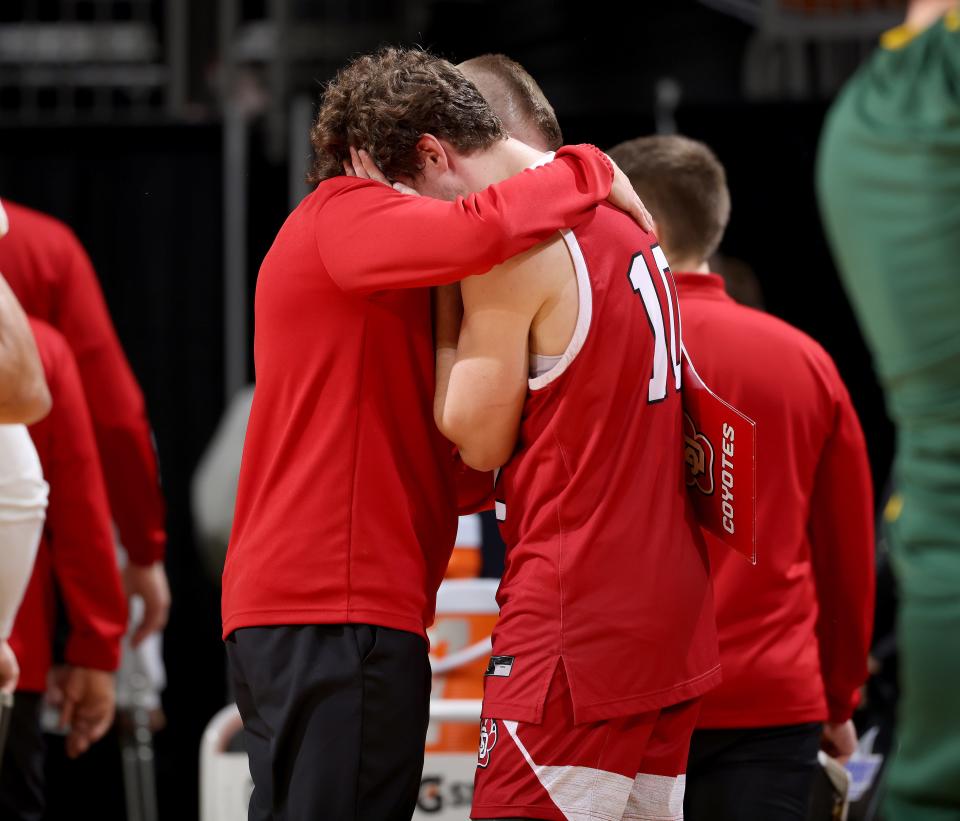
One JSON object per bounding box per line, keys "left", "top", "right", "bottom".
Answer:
{"left": 609, "top": 135, "right": 875, "bottom": 821}
{"left": 222, "top": 46, "right": 652, "bottom": 821}
{"left": 0, "top": 200, "right": 168, "bottom": 646}
{"left": 0, "top": 318, "right": 127, "bottom": 821}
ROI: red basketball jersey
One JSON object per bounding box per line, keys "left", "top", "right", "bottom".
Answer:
{"left": 484, "top": 205, "right": 721, "bottom": 725}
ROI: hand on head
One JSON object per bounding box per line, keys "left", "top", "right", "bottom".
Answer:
{"left": 342, "top": 147, "right": 420, "bottom": 196}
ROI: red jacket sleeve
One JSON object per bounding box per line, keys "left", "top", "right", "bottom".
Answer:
{"left": 808, "top": 364, "right": 876, "bottom": 723}
{"left": 317, "top": 144, "right": 613, "bottom": 295}
{"left": 52, "top": 232, "right": 166, "bottom": 565}
{"left": 30, "top": 320, "right": 127, "bottom": 672}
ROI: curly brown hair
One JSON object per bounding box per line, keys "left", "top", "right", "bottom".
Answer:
{"left": 308, "top": 47, "right": 507, "bottom": 185}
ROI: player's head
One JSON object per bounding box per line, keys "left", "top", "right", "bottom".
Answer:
{"left": 607, "top": 135, "right": 730, "bottom": 270}
{"left": 457, "top": 54, "right": 563, "bottom": 152}
{"left": 308, "top": 47, "right": 507, "bottom": 200}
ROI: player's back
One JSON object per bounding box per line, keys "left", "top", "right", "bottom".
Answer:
{"left": 485, "top": 204, "right": 720, "bottom": 726}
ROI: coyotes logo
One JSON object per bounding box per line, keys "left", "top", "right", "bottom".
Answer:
{"left": 477, "top": 718, "right": 498, "bottom": 768}
{"left": 684, "top": 412, "right": 715, "bottom": 495}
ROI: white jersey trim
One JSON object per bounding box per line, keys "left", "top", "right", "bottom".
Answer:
{"left": 528, "top": 228, "right": 593, "bottom": 391}
{"left": 504, "top": 720, "right": 635, "bottom": 819}
{"left": 623, "top": 773, "right": 686, "bottom": 820}
{"left": 528, "top": 151, "right": 556, "bottom": 170}
{"left": 529, "top": 352, "right": 563, "bottom": 379}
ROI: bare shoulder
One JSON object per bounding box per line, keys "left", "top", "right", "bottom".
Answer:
{"left": 462, "top": 233, "right": 573, "bottom": 311}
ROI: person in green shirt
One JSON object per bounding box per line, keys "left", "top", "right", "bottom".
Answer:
{"left": 817, "top": 3, "right": 960, "bottom": 818}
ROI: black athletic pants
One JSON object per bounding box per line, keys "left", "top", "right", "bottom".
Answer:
{"left": 226, "top": 623, "right": 432, "bottom": 821}
{"left": 0, "top": 693, "right": 46, "bottom": 821}
{"left": 684, "top": 722, "right": 823, "bottom": 821}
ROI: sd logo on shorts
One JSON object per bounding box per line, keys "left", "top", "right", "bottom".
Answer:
{"left": 477, "top": 718, "right": 498, "bottom": 768}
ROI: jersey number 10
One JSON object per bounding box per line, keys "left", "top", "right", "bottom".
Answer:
{"left": 628, "top": 245, "right": 682, "bottom": 403}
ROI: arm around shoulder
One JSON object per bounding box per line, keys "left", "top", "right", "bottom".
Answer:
{"left": 315, "top": 146, "right": 616, "bottom": 295}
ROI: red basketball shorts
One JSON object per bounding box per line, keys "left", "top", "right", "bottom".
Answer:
{"left": 472, "top": 664, "right": 701, "bottom": 820}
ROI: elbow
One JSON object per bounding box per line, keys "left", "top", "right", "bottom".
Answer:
{"left": 458, "top": 443, "right": 508, "bottom": 474}
{"left": 436, "top": 400, "right": 472, "bottom": 453}
{"left": 456, "top": 425, "right": 513, "bottom": 473}
{"left": 434, "top": 402, "right": 452, "bottom": 443}
{"left": 438, "top": 412, "right": 510, "bottom": 473}
{"left": 0, "top": 377, "right": 52, "bottom": 425}
{"left": 25, "top": 380, "right": 52, "bottom": 424}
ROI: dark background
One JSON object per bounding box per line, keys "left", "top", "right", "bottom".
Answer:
{"left": 0, "top": 1, "right": 895, "bottom": 817}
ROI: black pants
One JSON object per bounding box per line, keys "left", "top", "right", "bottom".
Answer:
{"left": 684, "top": 722, "right": 823, "bottom": 821}
{"left": 226, "top": 623, "right": 432, "bottom": 821}
{"left": 0, "top": 693, "right": 46, "bottom": 821}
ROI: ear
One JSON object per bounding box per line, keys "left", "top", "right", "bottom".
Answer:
{"left": 416, "top": 134, "right": 451, "bottom": 175}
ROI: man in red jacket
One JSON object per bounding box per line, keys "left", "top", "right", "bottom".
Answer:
{"left": 609, "top": 135, "right": 875, "bottom": 821}
{"left": 222, "top": 46, "right": 650, "bottom": 821}
{"left": 0, "top": 318, "right": 127, "bottom": 821}
{"left": 0, "top": 201, "right": 168, "bottom": 646}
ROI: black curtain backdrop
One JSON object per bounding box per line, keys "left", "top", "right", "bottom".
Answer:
{"left": 674, "top": 100, "right": 896, "bottom": 488}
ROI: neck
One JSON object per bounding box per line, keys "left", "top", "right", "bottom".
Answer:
{"left": 458, "top": 138, "right": 551, "bottom": 193}
{"left": 905, "top": 0, "right": 958, "bottom": 29}
{"left": 672, "top": 259, "right": 711, "bottom": 274}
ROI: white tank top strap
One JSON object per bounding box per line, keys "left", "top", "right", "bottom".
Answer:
{"left": 529, "top": 352, "right": 564, "bottom": 379}
{"left": 524, "top": 151, "right": 592, "bottom": 389}
{"left": 527, "top": 151, "right": 556, "bottom": 170}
